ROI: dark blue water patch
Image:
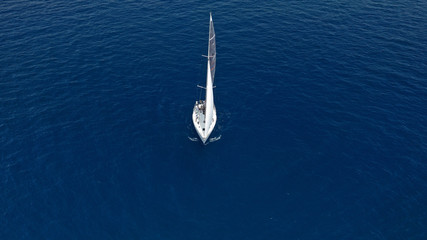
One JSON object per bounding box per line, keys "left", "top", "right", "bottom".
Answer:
{"left": 1, "top": 0, "right": 426, "bottom": 239}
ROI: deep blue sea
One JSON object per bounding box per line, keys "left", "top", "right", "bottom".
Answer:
{"left": 1, "top": 0, "right": 426, "bottom": 239}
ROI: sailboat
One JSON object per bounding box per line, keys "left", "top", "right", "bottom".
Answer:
{"left": 192, "top": 13, "right": 217, "bottom": 144}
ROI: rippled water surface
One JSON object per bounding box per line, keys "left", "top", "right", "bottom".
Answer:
{"left": 1, "top": 0, "right": 426, "bottom": 239}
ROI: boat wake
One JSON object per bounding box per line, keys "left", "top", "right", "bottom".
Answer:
{"left": 188, "top": 135, "right": 221, "bottom": 144}
{"left": 209, "top": 135, "right": 221, "bottom": 142}
{"left": 188, "top": 136, "right": 199, "bottom": 142}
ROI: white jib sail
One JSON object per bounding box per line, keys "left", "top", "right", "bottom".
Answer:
{"left": 205, "top": 61, "right": 214, "bottom": 136}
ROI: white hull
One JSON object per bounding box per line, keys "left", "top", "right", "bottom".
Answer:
{"left": 192, "top": 102, "right": 217, "bottom": 144}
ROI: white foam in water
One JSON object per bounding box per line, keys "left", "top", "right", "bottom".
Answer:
{"left": 209, "top": 135, "right": 221, "bottom": 142}
{"left": 188, "top": 135, "right": 221, "bottom": 144}
{"left": 188, "top": 136, "right": 199, "bottom": 142}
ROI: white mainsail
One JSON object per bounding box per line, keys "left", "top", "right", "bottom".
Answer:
{"left": 205, "top": 13, "right": 216, "bottom": 136}
{"left": 208, "top": 13, "right": 216, "bottom": 82}
{"left": 192, "top": 13, "right": 217, "bottom": 144}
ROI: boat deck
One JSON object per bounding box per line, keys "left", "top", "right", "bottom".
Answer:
{"left": 194, "top": 101, "right": 206, "bottom": 130}
{"left": 192, "top": 100, "right": 217, "bottom": 143}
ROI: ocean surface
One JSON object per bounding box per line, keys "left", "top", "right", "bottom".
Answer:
{"left": 1, "top": 0, "right": 426, "bottom": 239}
